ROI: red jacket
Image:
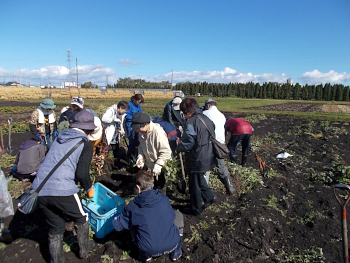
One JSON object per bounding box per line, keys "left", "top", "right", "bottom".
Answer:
{"left": 225, "top": 118, "right": 252, "bottom": 135}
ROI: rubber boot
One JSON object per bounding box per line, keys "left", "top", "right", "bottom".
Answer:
{"left": 241, "top": 156, "right": 248, "bottom": 167}
{"left": 48, "top": 233, "right": 64, "bottom": 263}
{"left": 76, "top": 222, "right": 95, "bottom": 259}
{"left": 230, "top": 155, "right": 237, "bottom": 165}
{"left": 220, "top": 176, "right": 236, "bottom": 195}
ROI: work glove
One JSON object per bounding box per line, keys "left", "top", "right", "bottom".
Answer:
{"left": 87, "top": 186, "right": 95, "bottom": 198}
{"left": 54, "top": 130, "right": 58, "bottom": 136}
{"left": 153, "top": 164, "right": 162, "bottom": 178}
{"left": 119, "top": 128, "right": 125, "bottom": 137}
{"left": 114, "top": 116, "right": 121, "bottom": 123}
{"left": 136, "top": 155, "right": 144, "bottom": 169}
{"left": 35, "top": 133, "right": 42, "bottom": 139}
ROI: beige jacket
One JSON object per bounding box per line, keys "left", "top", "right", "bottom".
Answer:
{"left": 30, "top": 108, "right": 56, "bottom": 135}
{"left": 138, "top": 122, "right": 172, "bottom": 169}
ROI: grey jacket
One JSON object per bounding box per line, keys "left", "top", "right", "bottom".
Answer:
{"left": 32, "top": 128, "right": 93, "bottom": 196}
{"left": 16, "top": 141, "right": 45, "bottom": 175}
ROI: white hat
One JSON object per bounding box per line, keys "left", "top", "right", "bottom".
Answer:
{"left": 71, "top": 96, "right": 84, "bottom": 109}
{"left": 172, "top": 97, "right": 182, "bottom": 111}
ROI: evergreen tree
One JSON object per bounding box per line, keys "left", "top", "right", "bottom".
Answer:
{"left": 344, "top": 86, "right": 350, "bottom": 101}
{"left": 267, "top": 82, "right": 272, "bottom": 99}
{"left": 293, "top": 83, "right": 301, "bottom": 100}
{"left": 331, "top": 84, "right": 337, "bottom": 101}
{"left": 336, "top": 84, "right": 344, "bottom": 101}
{"left": 315, "top": 84, "right": 323, "bottom": 100}
{"left": 273, "top": 84, "right": 279, "bottom": 99}
{"left": 254, "top": 83, "right": 260, "bottom": 98}
{"left": 302, "top": 84, "right": 309, "bottom": 100}
{"left": 323, "top": 83, "right": 331, "bottom": 101}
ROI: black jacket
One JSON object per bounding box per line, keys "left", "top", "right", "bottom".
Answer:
{"left": 177, "top": 109, "right": 215, "bottom": 173}
{"left": 162, "top": 100, "right": 185, "bottom": 127}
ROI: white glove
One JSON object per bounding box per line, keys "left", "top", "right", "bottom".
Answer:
{"left": 114, "top": 116, "right": 121, "bottom": 123}
{"left": 119, "top": 128, "right": 125, "bottom": 137}
{"left": 136, "top": 155, "right": 144, "bottom": 169}
{"left": 153, "top": 164, "right": 162, "bottom": 177}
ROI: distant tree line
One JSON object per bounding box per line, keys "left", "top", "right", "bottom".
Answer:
{"left": 94, "top": 77, "right": 350, "bottom": 102}
{"left": 174, "top": 82, "right": 350, "bottom": 101}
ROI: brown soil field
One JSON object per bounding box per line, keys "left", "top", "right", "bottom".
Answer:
{"left": 247, "top": 102, "right": 350, "bottom": 113}
{"left": 1, "top": 101, "right": 350, "bottom": 263}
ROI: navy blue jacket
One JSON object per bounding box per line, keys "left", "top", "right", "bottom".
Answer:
{"left": 152, "top": 118, "right": 178, "bottom": 142}
{"left": 113, "top": 189, "right": 179, "bottom": 255}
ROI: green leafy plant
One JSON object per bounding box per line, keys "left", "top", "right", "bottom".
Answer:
{"left": 226, "top": 161, "right": 264, "bottom": 194}
{"left": 281, "top": 247, "right": 325, "bottom": 262}
{"left": 261, "top": 195, "right": 287, "bottom": 217}
{"left": 101, "top": 254, "right": 114, "bottom": 263}
{"left": 163, "top": 156, "right": 181, "bottom": 182}
{"left": 198, "top": 221, "right": 210, "bottom": 230}
{"left": 120, "top": 250, "right": 130, "bottom": 260}
{"left": 0, "top": 154, "right": 16, "bottom": 168}
{"left": 184, "top": 225, "right": 201, "bottom": 244}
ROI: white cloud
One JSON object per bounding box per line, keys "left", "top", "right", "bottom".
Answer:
{"left": 0, "top": 64, "right": 117, "bottom": 86}
{"left": 118, "top": 59, "right": 140, "bottom": 66}
{"left": 131, "top": 67, "right": 289, "bottom": 84}
{"left": 1, "top": 65, "right": 348, "bottom": 88}
{"left": 299, "top": 70, "right": 350, "bottom": 84}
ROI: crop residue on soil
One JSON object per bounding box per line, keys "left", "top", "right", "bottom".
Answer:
{"left": 1, "top": 101, "right": 350, "bottom": 262}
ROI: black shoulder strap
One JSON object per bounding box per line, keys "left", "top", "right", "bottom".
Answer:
{"left": 35, "top": 140, "right": 84, "bottom": 193}
{"left": 196, "top": 115, "right": 215, "bottom": 138}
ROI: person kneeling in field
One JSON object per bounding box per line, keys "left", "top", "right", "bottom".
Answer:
{"left": 113, "top": 170, "right": 183, "bottom": 262}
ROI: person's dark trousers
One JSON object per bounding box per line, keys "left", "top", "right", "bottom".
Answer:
{"left": 227, "top": 134, "right": 252, "bottom": 158}
{"left": 126, "top": 129, "right": 139, "bottom": 161}
{"left": 154, "top": 172, "right": 166, "bottom": 195}
{"left": 111, "top": 143, "right": 120, "bottom": 159}
{"left": 189, "top": 173, "right": 215, "bottom": 215}
{"left": 215, "top": 158, "right": 230, "bottom": 179}
{"left": 38, "top": 194, "right": 88, "bottom": 235}
{"left": 111, "top": 143, "right": 120, "bottom": 167}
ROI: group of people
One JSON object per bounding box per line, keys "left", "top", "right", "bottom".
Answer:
{"left": 10, "top": 94, "right": 253, "bottom": 263}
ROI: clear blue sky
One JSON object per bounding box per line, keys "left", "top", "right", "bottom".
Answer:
{"left": 1, "top": 0, "right": 349, "bottom": 87}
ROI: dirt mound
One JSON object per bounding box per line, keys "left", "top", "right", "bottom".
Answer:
{"left": 322, "top": 104, "right": 350, "bottom": 113}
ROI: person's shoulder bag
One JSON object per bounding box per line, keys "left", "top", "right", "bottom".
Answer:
{"left": 197, "top": 115, "right": 229, "bottom": 159}
{"left": 17, "top": 140, "right": 84, "bottom": 214}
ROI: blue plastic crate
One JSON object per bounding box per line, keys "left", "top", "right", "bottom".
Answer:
{"left": 82, "top": 183, "right": 125, "bottom": 239}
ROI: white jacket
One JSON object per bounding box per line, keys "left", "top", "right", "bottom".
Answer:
{"left": 138, "top": 122, "right": 172, "bottom": 169}
{"left": 203, "top": 106, "right": 226, "bottom": 144}
{"left": 101, "top": 104, "right": 126, "bottom": 145}
{"left": 88, "top": 116, "right": 103, "bottom": 141}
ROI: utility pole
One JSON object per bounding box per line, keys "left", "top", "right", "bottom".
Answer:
{"left": 76, "top": 57, "right": 80, "bottom": 96}
{"left": 171, "top": 69, "right": 173, "bottom": 90}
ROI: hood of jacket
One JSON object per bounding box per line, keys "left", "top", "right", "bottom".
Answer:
{"left": 19, "top": 140, "right": 39, "bottom": 150}
{"left": 56, "top": 128, "right": 89, "bottom": 144}
{"left": 133, "top": 189, "right": 161, "bottom": 208}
